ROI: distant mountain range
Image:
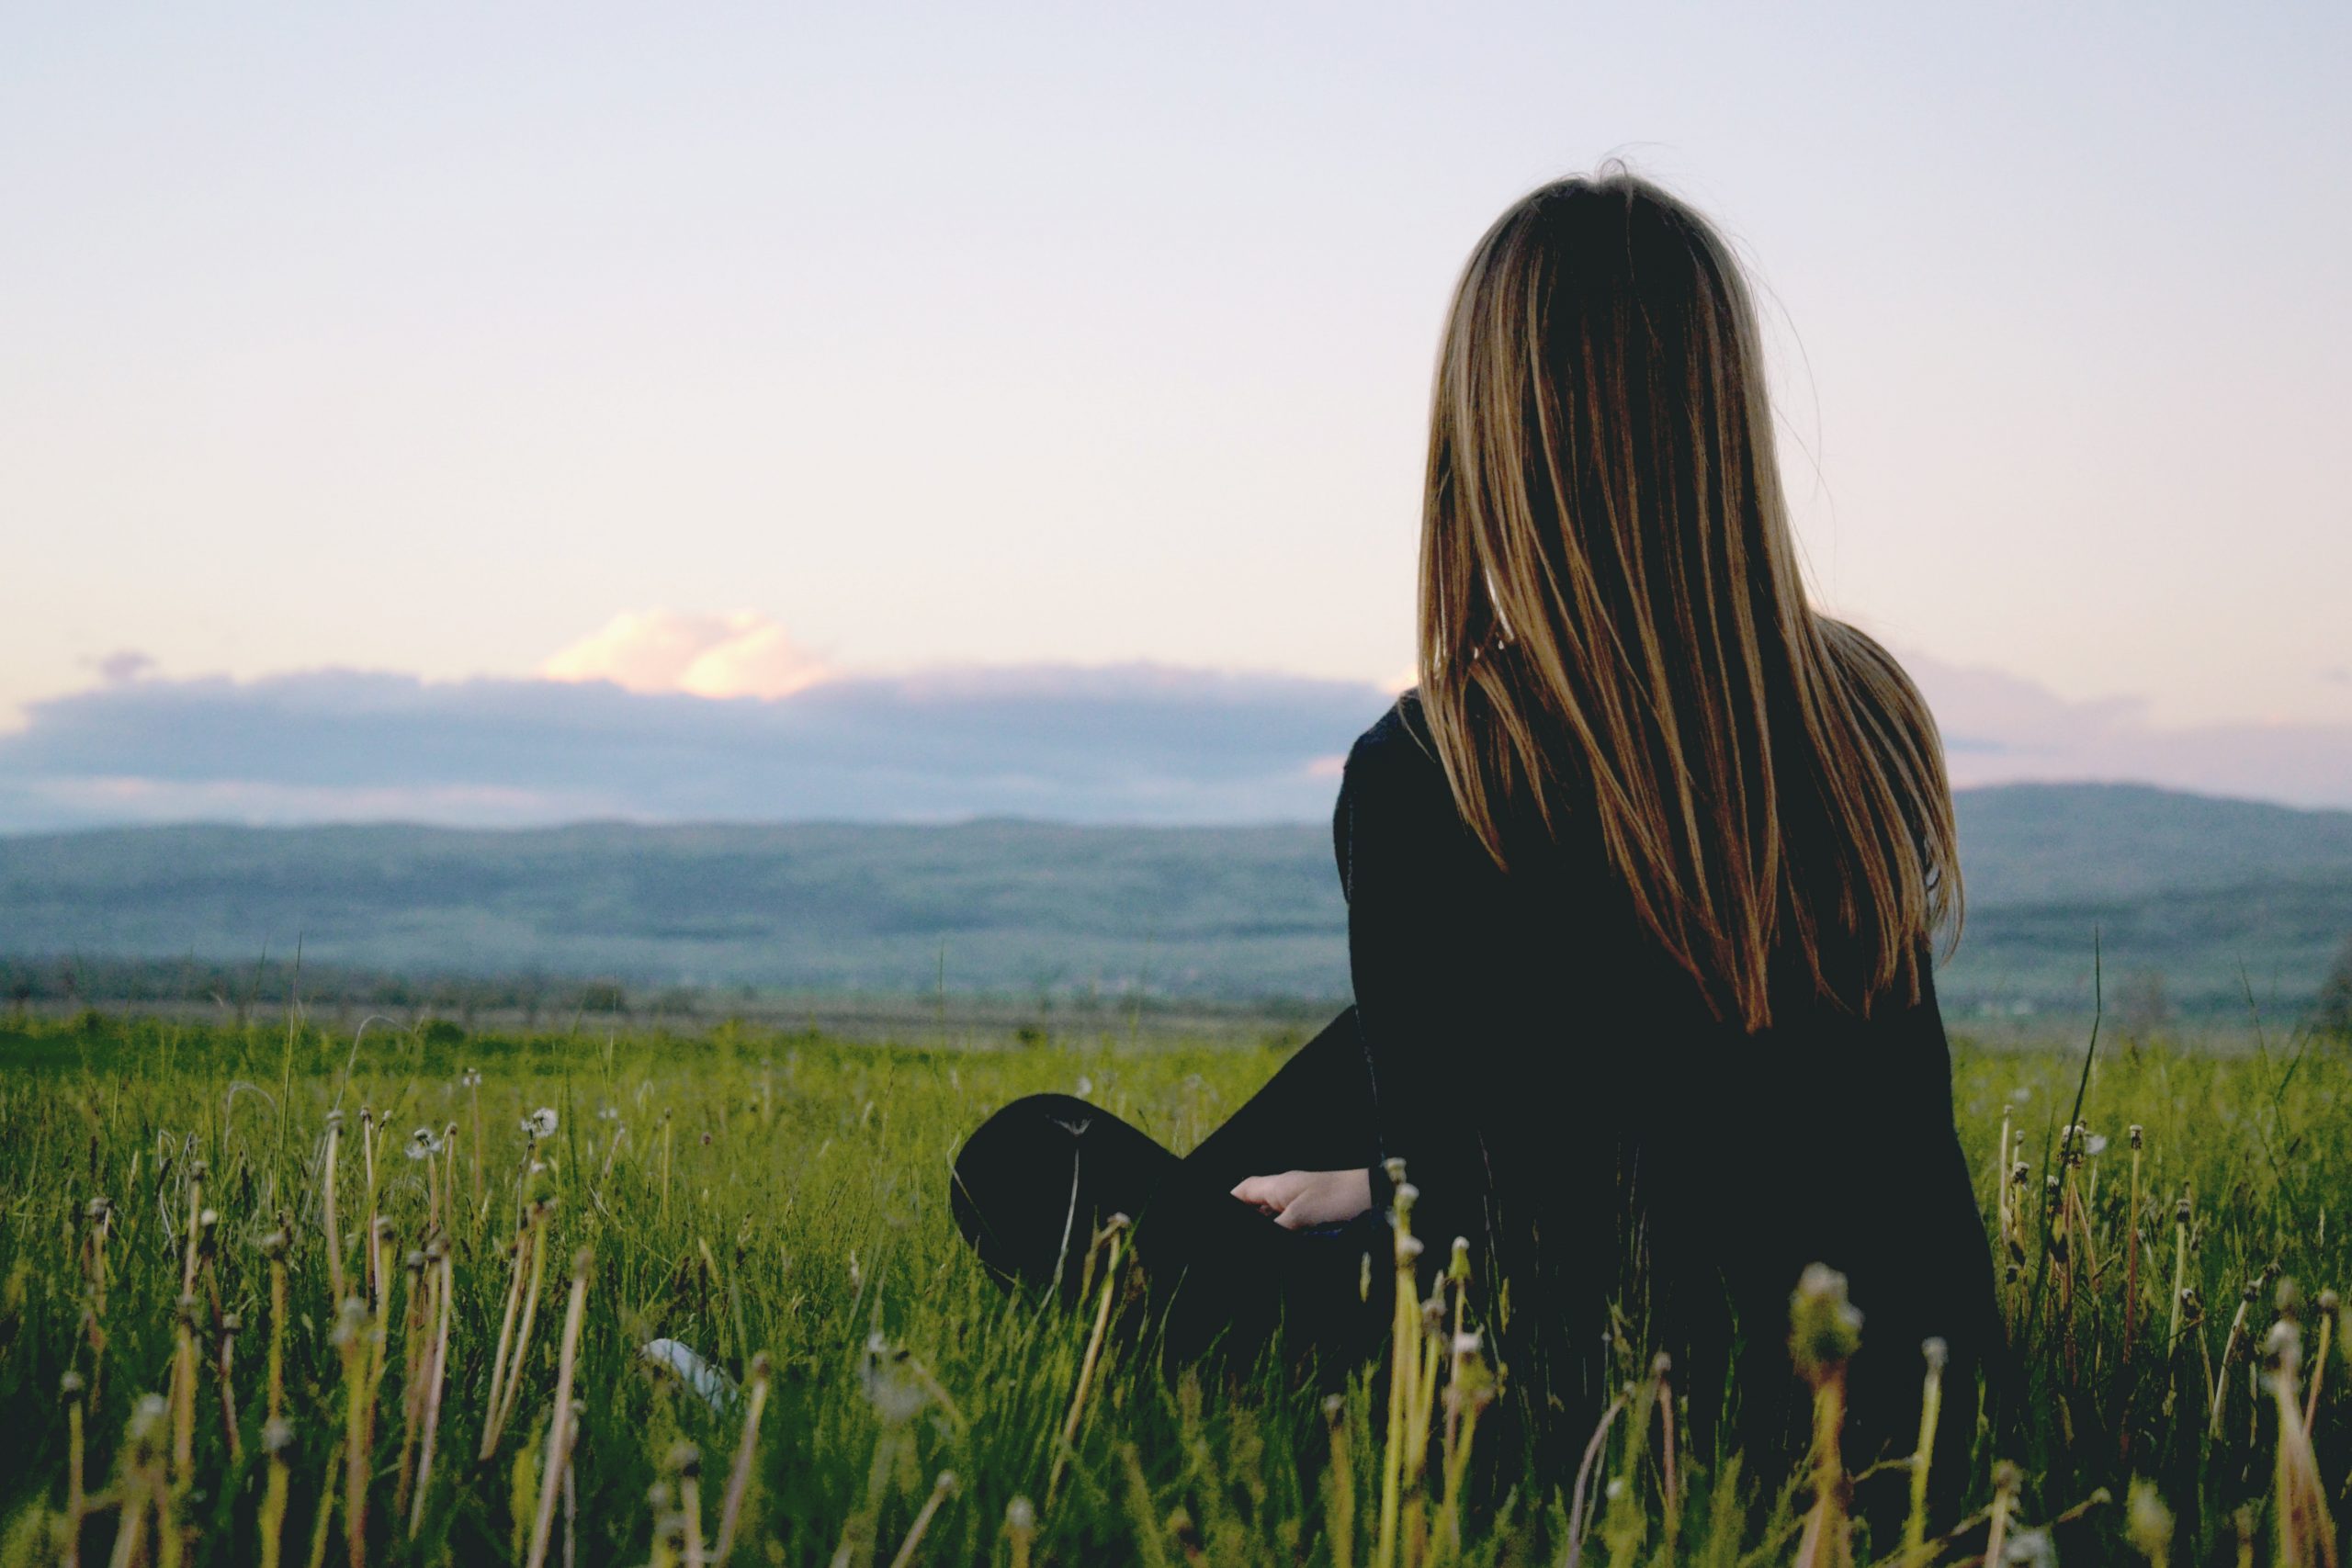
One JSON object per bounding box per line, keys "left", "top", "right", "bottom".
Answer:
{"left": 3, "top": 782, "right": 2347, "bottom": 1023}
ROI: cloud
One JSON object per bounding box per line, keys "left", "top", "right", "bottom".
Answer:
{"left": 90, "top": 649, "right": 158, "bottom": 685}
{"left": 540, "top": 609, "right": 828, "bottom": 700}
{"left": 0, "top": 661, "right": 1394, "bottom": 831}
{"left": 1, "top": 631, "right": 2346, "bottom": 835}
{"left": 1899, "top": 649, "right": 2352, "bottom": 810}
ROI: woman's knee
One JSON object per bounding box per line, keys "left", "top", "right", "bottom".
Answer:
{"left": 950, "top": 1094, "right": 1156, "bottom": 1296}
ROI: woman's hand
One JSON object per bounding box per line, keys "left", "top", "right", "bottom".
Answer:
{"left": 1230, "top": 1168, "right": 1374, "bottom": 1230}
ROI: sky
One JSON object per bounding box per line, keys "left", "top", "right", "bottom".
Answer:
{"left": 3, "top": 3, "right": 2346, "bottom": 829}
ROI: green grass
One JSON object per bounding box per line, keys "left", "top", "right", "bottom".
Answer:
{"left": 1, "top": 1010, "right": 2348, "bottom": 1566}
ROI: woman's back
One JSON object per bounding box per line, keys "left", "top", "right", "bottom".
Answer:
{"left": 1337, "top": 683, "right": 1997, "bottom": 1482}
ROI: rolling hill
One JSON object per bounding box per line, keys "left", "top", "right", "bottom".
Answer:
{"left": 3, "top": 782, "right": 2347, "bottom": 1022}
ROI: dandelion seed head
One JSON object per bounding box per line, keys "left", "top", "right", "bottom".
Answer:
{"left": 2125, "top": 1479, "right": 2174, "bottom": 1562}
{"left": 1789, "top": 1263, "right": 1863, "bottom": 1379}
{"left": 129, "top": 1393, "right": 168, "bottom": 1446}
{"left": 2002, "top": 1526, "right": 2056, "bottom": 1568}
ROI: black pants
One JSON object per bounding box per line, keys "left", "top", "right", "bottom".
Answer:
{"left": 948, "top": 1006, "right": 1389, "bottom": 1369}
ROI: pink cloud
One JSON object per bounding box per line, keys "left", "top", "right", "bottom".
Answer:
{"left": 1898, "top": 649, "right": 2352, "bottom": 810}
{"left": 539, "top": 610, "right": 829, "bottom": 700}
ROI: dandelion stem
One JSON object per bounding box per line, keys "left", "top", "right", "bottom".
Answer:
{"left": 525, "top": 1251, "right": 592, "bottom": 1568}
{"left": 1049, "top": 1217, "right": 1127, "bottom": 1504}
{"left": 712, "top": 1354, "right": 771, "bottom": 1565}
{"left": 410, "top": 1244, "right": 455, "bottom": 1539}
{"left": 885, "top": 1472, "right": 956, "bottom": 1568}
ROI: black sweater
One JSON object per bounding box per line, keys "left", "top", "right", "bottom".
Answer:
{"left": 1332, "top": 689, "right": 1999, "bottom": 1471}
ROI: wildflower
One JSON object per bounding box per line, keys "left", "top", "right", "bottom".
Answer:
{"left": 597, "top": 1105, "right": 619, "bottom": 1122}
{"left": 1074, "top": 1076, "right": 1092, "bottom": 1096}
{"left": 461, "top": 1068, "right": 482, "bottom": 1089}
{"left": 522, "top": 1107, "right": 559, "bottom": 1140}
{"left": 406, "top": 1126, "right": 445, "bottom": 1160}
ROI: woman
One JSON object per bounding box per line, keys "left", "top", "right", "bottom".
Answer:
{"left": 949, "top": 167, "right": 1999, "bottom": 1496}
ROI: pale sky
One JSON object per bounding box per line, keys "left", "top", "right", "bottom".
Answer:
{"left": 4, "top": 3, "right": 2346, "bottom": 755}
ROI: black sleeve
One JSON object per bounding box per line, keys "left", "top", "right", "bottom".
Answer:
{"left": 1336, "top": 715, "right": 1522, "bottom": 1268}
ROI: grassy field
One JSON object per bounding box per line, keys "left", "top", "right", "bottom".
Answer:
{"left": 2, "top": 1010, "right": 2349, "bottom": 1566}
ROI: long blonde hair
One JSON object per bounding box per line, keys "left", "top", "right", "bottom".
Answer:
{"left": 1416, "top": 167, "right": 1962, "bottom": 1032}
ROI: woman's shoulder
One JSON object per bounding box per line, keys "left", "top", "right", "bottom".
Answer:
{"left": 1330, "top": 690, "right": 1469, "bottom": 897}
{"left": 1339, "top": 690, "right": 1473, "bottom": 840}
{"left": 1343, "top": 687, "right": 1443, "bottom": 782}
